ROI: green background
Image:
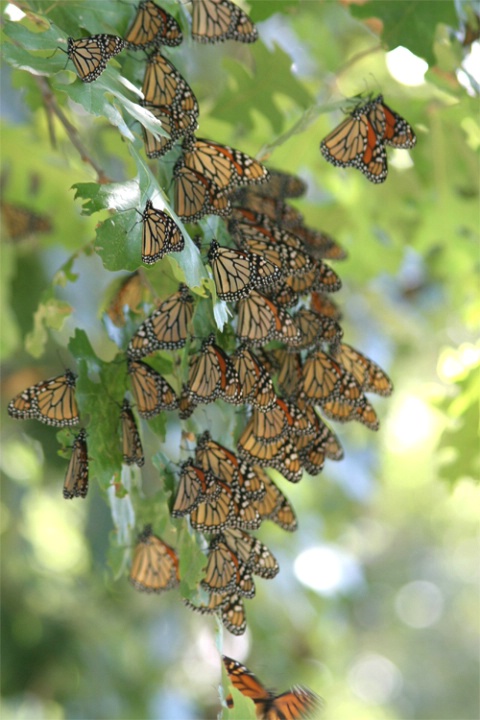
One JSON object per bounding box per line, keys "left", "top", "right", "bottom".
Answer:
{"left": 1, "top": 1, "right": 478, "bottom": 719}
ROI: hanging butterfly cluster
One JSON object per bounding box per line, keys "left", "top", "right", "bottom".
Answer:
{"left": 8, "top": 2, "right": 403, "bottom": 686}
{"left": 107, "top": 159, "right": 391, "bottom": 635}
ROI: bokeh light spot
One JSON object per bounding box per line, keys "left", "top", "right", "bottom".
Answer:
{"left": 395, "top": 580, "right": 444, "bottom": 628}
{"left": 387, "top": 395, "right": 436, "bottom": 452}
{"left": 386, "top": 46, "right": 428, "bottom": 86}
{"left": 294, "top": 545, "right": 363, "bottom": 596}
{"left": 348, "top": 653, "right": 403, "bottom": 704}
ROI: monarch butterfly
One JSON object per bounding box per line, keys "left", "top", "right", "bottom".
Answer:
{"left": 268, "top": 349, "right": 303, "bottom": 399}
{"left": 187, "top": 334, "right": 241, "bottom": 405}
{"left": 291, "top": 223, "right": 347, "bottom": 261}
{"left": 236, "top": 290, "right": 301, "bottom": 348}
{"left": 320, "top": 94, "right": 416, "bottom": 183}
{"left": 310, "top": 291, "right": 342, "bottom": 322}
{"left": 1, "top": 201, "right": 52, "bottom": 240}
{"left": 140, "top": 102, "right": 179, "bottom": 158}
{"left": 331, "top": 343, "right": 393, "bottom": 396}
{"left": 177, "top": 136, "right": 269, "bottom": 193}
{"left": 186, "top": 589, "right": 247, "bottom": 635}
{"left": 191, "top": 0, "right": 258, "bottom": 43}
{"left": 127, "top": 285, "right": 194, "bottom": 359}
{"left": 174, "top": 164, "right": 231, "bottom": 222}
{"left": 295, "top": 431, "right": 325, "bottom": 477}
{"left": 141, "top": 199, "right": 184, "bottom": 265}
{"left": 294, "top": 393, "right": 344, "bottom": 462}
{"left": 63, "top": 429, "right": 89, "bottom": 499}
{"left": 230, "top": 345, "right": 277, "bottom": 412}
{"left": 222, "top": 656, "right": 321, "bottom": 720}
{"left": 195, "top": 431, "right": 239, "bottom": 485}
{"left": 251, "top": 398, "right": 311, "bottom": 445}
{"left": 202, "top": 536, "right": 255, "bottom": 598}
{"left": 237, "top": 425, "right": 303, "bottom": 483}
{"left": 372, "top": 95, "right": 417, "bottom": 149}
{"left": 8, "top": 369, "right": 79, "bottom": 427}
{"left": 292, "top": 308, "right": 343, "bottom": 352}
{"left": 121, "top": 399, "right": 145, "bottom": 467}
{"left": 220, "top": 528, "right": 279, "bottom": 579}
{"left": 124, "top": 0, "right": 183, "bottom": 49}
{"left": 321, "top": 393, "right": 380, "bottom": 431}
{"left": 229, "top": 208, "right": 312, "bottom": 278}
{"left": 172, "top": 459, "right": 219, "bottom": 516}
{"left": 231, "top": 190, "right": 304, "bottom": 229}
{"left": 106, "top": 271, "right": 145, "bottom": 327}
{"left": 189, "top": 478, "right": 235, "bottom": 533}
{"left": 302, "top": 350, "right": 346, "bottom": 402}
{"left": 141, "top": 53, "right": 199, "bottom": 157}
{"left": 303, "top": 354, "right": 377, "bottom": 428}
{"left": 208, "top": 240, "right": 281, "bottom": 302}
{"left": 130, "top": 524, "right": 180, "bottom": 593}
{"left": 252, "top": 467, "right": 297, "bottom": 532}
{"left": 128, "top": 360, "right": 178, "bottom": 418}
{"left": 66, "top": 35, "right": 125, "bottom": 83}
{"left": 195, "top": 432, "right": 265, "bottom": 501}
{"left": 245, "top": 168, "right": 308, "bottom": 200}
{"left": 201, "top": 536, "right": 242, "bottom": 593}
{"left": 284, "top": 260, "right": 342, "bottom": 295}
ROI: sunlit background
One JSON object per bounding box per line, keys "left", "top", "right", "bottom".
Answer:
{"left": 1, "top": 1, "right": 479, "bottom": 719}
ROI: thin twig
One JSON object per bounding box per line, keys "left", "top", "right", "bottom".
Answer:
{"left": 35, "top": 75, "right": 112, "bottom": 184}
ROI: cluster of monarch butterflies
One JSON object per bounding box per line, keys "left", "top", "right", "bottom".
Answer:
{"left": 223, "top": 655, "right": 321, "bottom": 720}
{"left": 7, "top": 163, "right": 393, "bottom": 641}
{"left": 8, "top": 2, "right": 410, "bottom": 713}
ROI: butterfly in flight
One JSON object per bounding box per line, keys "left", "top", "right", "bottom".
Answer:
{"left": 130, "top": 524, "right": 180, "bottom": 593}
{"left": 222, "top": 655, "right": 321, "bottom": 720}
{"left": 63, "top": 429, "right": 89, "bottom": 499}
{"left": 8, "top": 369, "right": 79, "bottom": 427}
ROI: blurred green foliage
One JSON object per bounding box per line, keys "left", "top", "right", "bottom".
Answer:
{"left": 1, "top": 1, "right": 478, "bottom": 719}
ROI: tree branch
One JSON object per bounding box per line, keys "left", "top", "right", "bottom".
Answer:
{"left": 35, "top": 75, "right": 112, "bottom": 184}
